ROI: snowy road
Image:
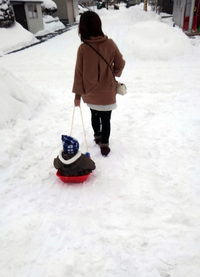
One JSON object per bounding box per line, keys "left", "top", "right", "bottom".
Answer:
{"left": 1, "top": 5, "right": 200, "bottom": 277}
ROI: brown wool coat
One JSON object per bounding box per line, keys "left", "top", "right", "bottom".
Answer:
{"left": 72, "top": 36, "right": 125, "bottom": 105}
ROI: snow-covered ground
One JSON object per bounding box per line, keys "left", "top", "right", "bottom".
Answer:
{"left": 0, "top": 21, "right": 39, "bottom": 56}
{"left": 1, "top": 4, "right": 200, "bottom": 277}
{"left": 0, "top": 16, "right": 65, "bottom": 56}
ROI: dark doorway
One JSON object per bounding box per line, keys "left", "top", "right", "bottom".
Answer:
{"left": 13, "top": 4, "right": 28, "bottom": 30}
{"left": 195, "top": 0, "right": 200, "bottom": 31}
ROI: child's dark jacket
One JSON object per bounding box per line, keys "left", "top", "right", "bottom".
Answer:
{"left": 54, "top": 150, "right": 95, "bottom": 176}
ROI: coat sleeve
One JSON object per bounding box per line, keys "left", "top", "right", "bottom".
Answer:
{"left": 86, "top": 157, "right": 96, "bottom": 171}
{"left": 113, "top": 42, "right": 125, "bottom": 77}
{"left": 79, "top": 155, "right": 96, "bottom": 172}
{"left": 72, "top": 45, "right": 85, "bottom": 96}
{"left": 54, "top": 157, "right": 62, "bottom": 169}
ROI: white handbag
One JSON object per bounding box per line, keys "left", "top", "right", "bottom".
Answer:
{"left": 117, "top": 82, "right": 127, "bottom": 96}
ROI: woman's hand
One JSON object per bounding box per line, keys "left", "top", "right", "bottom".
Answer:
{"left": 74, "top": 94, "right": 81, "bottom": 107}
{"left": 74, "top": 99, "right": 81, "bottom": 107}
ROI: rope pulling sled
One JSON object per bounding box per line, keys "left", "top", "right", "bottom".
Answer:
{"left": 56, "top": 106, "right": 91, "bottom": 183}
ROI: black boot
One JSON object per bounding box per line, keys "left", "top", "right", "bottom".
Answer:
{"left": 100, "top": 143, "right": 110, "bottom": 156}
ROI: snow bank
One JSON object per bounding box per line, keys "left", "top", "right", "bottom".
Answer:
{"left": 95, "top": 7, "right": 110, "bottom": 16}
{"left": 35, "top": 15, "right": 65, "bottom": 37}
{"left": 120, "top": 4, "right": 161, "bottom": 25}
{"left": 42, "top": 0, "right": 57, "bottom": 10}
{"left": 98, "top": 4, "right": 193, "bottom": 60}
{"left": 122, "top": 21, "right": 192, "bottom": 60}
{"left": 0, "top": 21, "right": 38, "bottom": 56}
{"left": 0, "top": 67, "right": 43, "bottom": 128}
{"left": 0, "top": 15, "right": 65, "bottom": 55}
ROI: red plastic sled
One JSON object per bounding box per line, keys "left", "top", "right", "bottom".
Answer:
{"left": 56, "top": 170, "right": 90, "bottom": 183}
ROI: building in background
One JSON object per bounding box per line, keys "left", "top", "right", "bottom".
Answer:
{"left": 11, "top": 0, "right": 44, "bottom": 34}
{"left": 173, "top": 0, "right": 200, "bottom": 32}
{"left": 148, "top": 0, "right": 173, "bottom": 14}
{"left": 53, "top": 0, "right": 78, "bottom": 25}
{"left": 160, "top": 0, "right": 173, "bottom": 14}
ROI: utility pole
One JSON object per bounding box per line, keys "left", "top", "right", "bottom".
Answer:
{"left": 144, "top": 0, "right": 147, "bottom": 12}
{"left": 188, "top": 0, "right": 195, "bottom": 32}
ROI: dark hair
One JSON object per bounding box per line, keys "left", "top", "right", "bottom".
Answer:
{"left": 79, "top": 11, "right": 104, "bottom": 42}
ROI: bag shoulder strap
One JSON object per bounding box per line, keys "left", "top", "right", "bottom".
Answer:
{"left": 84, "top": 41, "right": 115, "bottom": 80}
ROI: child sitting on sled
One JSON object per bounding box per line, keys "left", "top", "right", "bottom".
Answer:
{"left": 54, "top": 135, "right": 95, "bottom": 176}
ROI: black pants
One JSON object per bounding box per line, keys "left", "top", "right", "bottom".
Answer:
{"left": 90, "top": 109, "right": 112, "bottom": 144}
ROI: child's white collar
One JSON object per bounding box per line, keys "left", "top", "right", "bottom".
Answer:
{"left": 58, "top": 150, "right": 81, "bottom": 165}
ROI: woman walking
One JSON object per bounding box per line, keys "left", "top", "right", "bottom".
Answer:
{"left": 72, "top": 11, "right": 125, "bottom": 156}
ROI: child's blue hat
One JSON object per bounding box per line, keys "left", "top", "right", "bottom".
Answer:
{"left": 61, "top": 135, "right": 79, "bottom": 154}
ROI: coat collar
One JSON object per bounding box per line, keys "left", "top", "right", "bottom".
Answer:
{"left": 58, "top": 150, "right": 81, "bottom": 165}
{"left": 84, "top": 36, "right": 108, "bottom": 44}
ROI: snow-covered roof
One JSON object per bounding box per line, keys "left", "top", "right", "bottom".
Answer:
{"left": 41, "top": 0, "right": 57, "bottom": 9}
{"left": 10, "top": 0, "right": 43, "bottom": 3}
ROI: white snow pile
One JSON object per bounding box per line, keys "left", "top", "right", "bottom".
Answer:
{"left": 0, "top": 67, "right": 43, "bottom": 129}
{"left": 121, "top": 20, "right": 192, "bottom": 60}
{"left": 119, "top": 3, "right": 162, "bottom": 25}
{"left": 97, "top": 4, "right": 192, "bottom": 60}
{"left": 35, "top": 15, "right": 65, "bottom": 37}
{"left": 41, "top": 0, "right": 57, "bottom": 10}
{"left": 0, "top": 8, "right": 64, "bottom": 55}
{"left": 0, "top": 21, "right": 38, "bottom": 56}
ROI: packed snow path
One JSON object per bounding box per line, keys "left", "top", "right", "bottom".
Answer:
{"left": 1, "top": 6, "right": 200, "bottom": 277}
